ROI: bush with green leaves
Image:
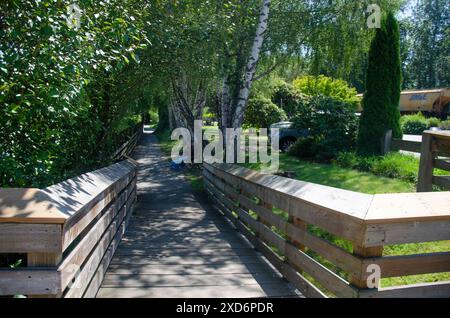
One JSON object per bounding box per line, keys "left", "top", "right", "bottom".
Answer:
{"left": 292, "top": 75, "right": 360, "bottom": 109}
{"left": 402, "top": 119, "right": 428, "bottom": 135}
{"left": 287, "top": 137, "right": 316, "bottom": 159}
{"left": 0, "top": 1, "right": 149, "bottom": 187}
{"left": 203, "top": 112, "right": 216, "bottom": 125}
{"left": 148, "top": 110, "right": 159, "bottom": 125}
{"left": 270, "top": 81, "right": 310, "bottom": 119}
{"left": 244, "top": 96, "right": 287, "bottom": 129}
{"left": 291, "top": 96, "right": 358, "bottom": 161}
{"left": 427, "top": 117, "right": 441, "bottom": 128}
{"left": 400, "top": 113, "right": 442, "bottom": 135}
{"left": 440, "top": 120, "right": 450, "bottom": 130}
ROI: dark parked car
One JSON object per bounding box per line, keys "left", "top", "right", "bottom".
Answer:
{"left": 269, "top": 121, "right": 309, "bottom": 152}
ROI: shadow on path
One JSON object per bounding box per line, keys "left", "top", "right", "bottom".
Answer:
{"left": 96, "top": 128, "right": 301, "bottom": 298}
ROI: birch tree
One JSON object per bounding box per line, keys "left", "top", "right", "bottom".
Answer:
{"left": 214, "top": 0, "right": 271, "bottom": 133}
{"left": 231, "top": 0, "right": 271, "bottom": 129}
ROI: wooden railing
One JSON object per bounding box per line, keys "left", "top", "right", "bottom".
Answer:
{"left": 0, "top": 159, "right": 138, "bottom": 297}
{"left": 391, "top": 139, "right": 422, "bottom": 153}
{"left": 418, "top": 131, "right": 450, "bottom": 192}
{"left": 381, "top": 130, "right": 422, "bottom": 154}
{"left": 112, "top": 123, "right": 144, "bottom": 162}
{"left": 203, "top": 163, "right": 450, "bottom": 298}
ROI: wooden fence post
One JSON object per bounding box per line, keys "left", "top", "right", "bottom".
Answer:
{"left": 27, "top": 252, "right": 63, "bottom": 298}
{"left": 350, "top": 245, "right": 383, "bottom": 291}
{"left": 381, "top": 130, "right": 392, "bottom": 155}
{"left": 417, "top": 132, "right": 435, "bottom": 192}
{"left": 288, "top": 215, "right": 307, "bottom": 252}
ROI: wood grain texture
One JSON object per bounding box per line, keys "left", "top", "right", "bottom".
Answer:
{"left": 64, "top": 194, "right": 133, "bottom": 298}
{"left": 95, "top": 134, "right": 299, "bottom": 298}
{"left": 391, "top": 139, "right": 422, "bottom": 153}
{"left": 359, "top": 281, "right": 450, "bottom": 298}
{"left": 0, "top": 160, "right": 137, "bottom": 225}
{"left": 0, "top": 223, "right": 62, "bottom": 253}
{"left": 0, "top": 188, "right": 68, "bottom": 224}
{"left": 366, "top": 192, "right": 450, "bottom": 223}
{"left": 206, "top": 162, "right": 450, "bottom": 298}
{"left": 0, "top": 269, "right": 60, "bottom": 296}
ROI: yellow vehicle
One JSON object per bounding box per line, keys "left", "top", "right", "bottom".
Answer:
{"left": 357, "top": 88, "right": 450, "bottom": 117}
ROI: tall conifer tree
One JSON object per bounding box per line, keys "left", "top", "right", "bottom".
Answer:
{"left": 358, "top": 12, "right": 402, "bottom": 155}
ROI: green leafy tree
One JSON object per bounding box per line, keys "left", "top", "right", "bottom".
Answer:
{"left": 292, "top": 75, "right": 360, "bottom": 108}
{"left": 385, "top": 12, "right": 403, "bottom": 139}
{"left": 404, "top": 0, "right": 449, "bottom": 88}
{"left": 270, "top": 81, "right": 310, "bottom": 119}
{"left": 358, "top": 12, "right": 403, "bottom": 156}
{"left": 0, "top": 0, "right": 148, "bottom": 187}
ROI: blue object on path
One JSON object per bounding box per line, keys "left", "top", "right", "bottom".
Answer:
{"left": 170, "top": 156, "right": 189, "bottom": 171}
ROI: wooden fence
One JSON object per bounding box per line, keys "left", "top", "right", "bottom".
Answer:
{"left": 0, "top": 159, "right": 138, "bottom": 297}
{"left": 390, "top": 138, "right": 422, "bottom": 153}
{"left": 203, "top": 163, "right": 450, "bottom": 298}
{"left": 418, "top": 131, "right": 450, "bottom": 192}
{"left": 112, "top": 123, "right": 144, "bottom": 161}
{"left": 381, "top": 130, "right": 423, "bottom": 154}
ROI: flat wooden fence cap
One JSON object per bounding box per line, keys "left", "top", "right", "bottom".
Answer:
{"left": 207, "top": 163, "right": 450, "bottom": 225}
{"left": 424, "top": 130, "right": 450, "bottom": 141}
{"left": 0, "top": 188, "right": 68, "bottom": 224}
{"left": 0, "top": 160, "right": 137, "bottom": 225}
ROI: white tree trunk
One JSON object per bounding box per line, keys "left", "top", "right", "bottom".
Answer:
{"left": 232, "top": 0, "right": 271, "bottom": 128}
{"left": 220, "top": 76, "right": 231, "bottom": 130}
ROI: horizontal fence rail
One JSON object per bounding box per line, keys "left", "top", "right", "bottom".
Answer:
{"left": 0, "top": 159, "right": 138, "bottom": 298}
{"left": 203, "top": 163, "right": 450, "bottom": 298}
{"left": 418, "top": 131, "right": 450, "bottom": 192}
{"left": 112, "top": 123, "right": 144, "bottom": 162}
{"left": 381, "top": 130, "right": 423, "bottom": 155}
{"left": 391, "top": 138, "right": 422, "bottom": 153}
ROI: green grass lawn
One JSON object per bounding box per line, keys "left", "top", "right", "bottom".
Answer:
{"left": 154, "top": 129, "right": 449, "bottom": 294}
{"left": 244, "top": 154, "right": 449, "bottom": 289}
{"left": 245, "top": 153, "right": 415, "bottom": 194}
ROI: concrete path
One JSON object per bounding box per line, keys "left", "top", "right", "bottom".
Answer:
{"left": 96, "top": 129, "right": 300, "bottom": 298}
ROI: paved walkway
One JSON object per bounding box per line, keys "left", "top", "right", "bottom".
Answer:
{"left": 96, "top": 129, "right": 300, "bottom": 298}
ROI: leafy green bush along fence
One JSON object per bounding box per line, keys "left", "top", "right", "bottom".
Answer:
{"left": 334, "top": 152, "right": 419, "bottom": 183}
{"left": 0, "top": 1, "right": 149, "bottom": 188}
{"left": 440, "top": 120, "right": 450, "bottom": 130}
{"left": 400, "top": 113, "right": 443, "bottom": 135}
{"left": 334, "top": 151, "right": 448, "bottom": 185}
{"left": 289, "top": 96, "right": 358, "bottom": 161}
